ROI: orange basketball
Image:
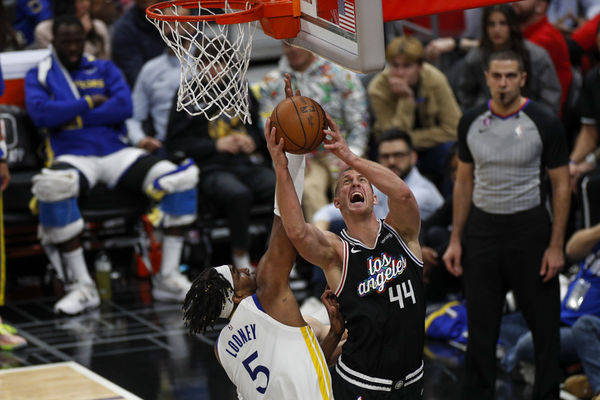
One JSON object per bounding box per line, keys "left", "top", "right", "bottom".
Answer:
{"left": 270, "top": 96, "right": 327, "bottom": 154}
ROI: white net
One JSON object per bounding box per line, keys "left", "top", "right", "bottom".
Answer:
{"left": 147, "top": 1, "right": 258, "bottom": 123}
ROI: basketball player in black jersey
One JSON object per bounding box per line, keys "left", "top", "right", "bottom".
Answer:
{"left": 266, "top": 109, "right": 425, "bottom": 399}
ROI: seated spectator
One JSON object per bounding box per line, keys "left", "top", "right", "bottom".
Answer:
{"left": 24, "top": 15, "right": 198, "bottom": 314}
{"left": 458, "top": 4, "right": 561, "bottom": 114}
{"left": 166, "top": 41, "right": 274, "bottom": 270}
{"left": 564, "top": 314, "right": 600, "bottom": 400}
{"left": 367, "top": 35, "right": 461, "bottom": 190}
{"left": 111, "top": 0, "right": 165, "bottom": 87}
{"left": 13, "top": 0, "right": 52, "bottom": 46}
{"left": 34, "top": 0, "right": 111, "bottom": 59}
{"left": 254, "top": 42, "right": 369, "bottom": 222}
{"left": 1, "top": 2, "right": 26, "bottom": 51}
{"left": 313, "top": 129, "right": 443, "bottom": 232}
{"left": 570, "top": 23, "right": 600, "bottom": 187}
{"left": 125, "top": 6, "right": 190, "bottom": 156}
{"left": 502, "top": 222, "right": 600, "bottom": 400}
{"left": 513, "top": 0, "right": 573, "bottom": 113}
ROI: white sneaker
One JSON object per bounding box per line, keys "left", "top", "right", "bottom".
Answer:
{"left": 54, "top": 283, "right": 100, "bottom": 315}
{"left": 152, "top": 271, "right": 191, "bottom": 302}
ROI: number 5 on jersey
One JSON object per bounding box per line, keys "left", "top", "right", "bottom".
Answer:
{"left": 242, "top": 351, "right": 270, "bottom": 394}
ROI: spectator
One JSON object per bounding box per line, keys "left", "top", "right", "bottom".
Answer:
{"left": 458, "top": 4, "right": 561, "bottom": 114}
{"left": 502, "top": 222, "right": 600, "bottom": 400}
{"left": 443, "top": 50, "right": 570, "bottom": 399}
{"left": 34, "top": 0, "right": 111, "bottom": 59}
{"left": 565, "top": 315, "right": 600, "bottom": 400}
{"left": 313, "top": 129, "right": 443, "bottom": 231}
{"left": 570, "top": 23, "right": 600, "bottom": 187}
{"left": 254, "top": 42, "right": 369, "bottom": 222}
{"left": 1, "top": 2, "right": 26, "bottom": 51}
{"left": 13, "top": 0, "right": 52, "bottom": 46}
{"left": 125, "top": 6, "right": 190, "bottom": 155}
{"left": 368, "top": 35, "right": 461, "bottom": 190}
{"left": 111, "top": 0, "right": 165, "bottom": 87}
{"left": 166, "top": 41, "right": 274, "bottom": 270}
{"left": 24, "top": 15, "right": 198, "bottom": 314}
{"left": 513, "top": 0, "right": 573, "bottom": 113}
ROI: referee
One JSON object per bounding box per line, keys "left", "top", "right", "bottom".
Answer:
{"left": 443, "top": 50, "right": 570, "bottom": 400}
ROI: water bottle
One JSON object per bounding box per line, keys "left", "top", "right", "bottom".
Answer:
{"left": 95, "top": 251, "right": 112, "bottom": 301}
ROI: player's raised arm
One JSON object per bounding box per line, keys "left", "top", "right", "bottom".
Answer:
{"left": 323, "top": 115, "right": 420, "bottom": 242}
{"left": 265, "top": 119, "right": 340, "bottom": 274}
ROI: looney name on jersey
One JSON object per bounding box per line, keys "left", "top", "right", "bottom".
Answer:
{"left": 357, "top": 253, "right": 407, "bottom": 296}
{"left": 225, "top": 323, "right": 257, "bottom": 358}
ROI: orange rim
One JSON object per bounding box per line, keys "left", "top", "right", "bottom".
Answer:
{"left": 146, "top": 0, "right": 265, "bottom": 24}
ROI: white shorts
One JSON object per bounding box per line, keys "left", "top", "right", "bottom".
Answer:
{"left": 56, "top": 147, "right": 147, "bottom": 189}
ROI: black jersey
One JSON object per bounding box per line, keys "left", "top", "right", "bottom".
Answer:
{"left": 334, "top": 220, "right": 425, "bottom": 391}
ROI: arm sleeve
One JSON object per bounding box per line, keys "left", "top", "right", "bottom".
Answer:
{"left": 245, "top": 89, "right": 265, "bottom": 149}
{"left": 24, "top": 69, "right": 91, "bottom": 128}
{"left": 80, "top": 62, "right": 133, "bottom": 126}
{"left": 526, "top": 103, "right": 569, "bottom": 168}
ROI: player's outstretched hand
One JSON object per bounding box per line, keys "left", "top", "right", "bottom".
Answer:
{"left": 265, "top": 117, "right": 288, "bottom": 170}
{"left": 284, "top": 73, "right": 301, "bottom": 98}
{"left": 323, "top": 113, "right": 355, "bottom": 164}
{"left": 321, "top": 288, "right": 344, "bottom": 339}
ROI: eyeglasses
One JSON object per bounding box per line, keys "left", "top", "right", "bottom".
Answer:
{"left": 379, "top": 151, "right": 411, "bottom": 160}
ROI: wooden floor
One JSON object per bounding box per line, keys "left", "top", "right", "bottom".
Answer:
{"left": 0, "top": 361, "right": 142, "bottom": 400}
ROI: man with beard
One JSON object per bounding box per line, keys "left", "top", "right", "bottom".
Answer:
{"left": 443, "top": 49, "right": 570, "bottom": 399}
{"left": 267, "top": 111, "right": 426, "bottom": 398}
{"left": 24, "top": 15, "right": 198, "bottom": 314}
{"left": 313, "top": 129, "right": 443, "bottom": 232}
{"left": 165, "top": 40, "right": 275, "bottom": 270}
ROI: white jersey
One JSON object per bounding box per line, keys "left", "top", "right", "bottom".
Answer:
{"left": 217, "top": 294, "right": 333, "bottom": 400}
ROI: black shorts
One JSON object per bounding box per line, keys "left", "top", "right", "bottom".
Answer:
{"left": 330, "top": 366, "right": 424, "bottom": 400}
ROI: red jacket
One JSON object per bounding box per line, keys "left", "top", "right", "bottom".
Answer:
{"left": 523, "top": 16, "right": 573, "bottom": 112}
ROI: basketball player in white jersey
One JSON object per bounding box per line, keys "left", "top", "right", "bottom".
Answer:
{"left": 183, "top": 135, "right": 341, "bottom": 399}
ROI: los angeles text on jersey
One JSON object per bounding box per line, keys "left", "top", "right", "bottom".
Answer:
{"left": 224, "top": 323, "right": 257, "bottom": 358}
{"left": 358, "top": 252, "right": 407, "bottom": 296}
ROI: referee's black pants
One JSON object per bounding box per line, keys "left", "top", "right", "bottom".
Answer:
{"left": 461, "top": 205, "right": 561, "bottom": 400}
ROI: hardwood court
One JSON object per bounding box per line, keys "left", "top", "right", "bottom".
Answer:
{"left": 0, "top": 361, "right": 142, "bottom": 400}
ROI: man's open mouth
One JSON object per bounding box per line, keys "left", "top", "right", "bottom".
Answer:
{"left": 350, "top": 192, "right": 364, "bottom": 203}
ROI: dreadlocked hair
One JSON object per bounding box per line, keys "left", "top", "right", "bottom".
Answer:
{"left": 183, "top": 267, "right": 233, "bottom": 334}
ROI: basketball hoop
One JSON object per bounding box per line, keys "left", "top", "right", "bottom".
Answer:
{"left": 146, "top": 0, "right": 300, "bottom": 123}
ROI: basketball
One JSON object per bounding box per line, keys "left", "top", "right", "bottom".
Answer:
{"left": 270, "top": 96, "right": 327, "bottom": 154}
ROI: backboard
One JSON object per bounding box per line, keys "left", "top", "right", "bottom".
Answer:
{"left": 284, "top": 0, "right": 385, "bottom": 73}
